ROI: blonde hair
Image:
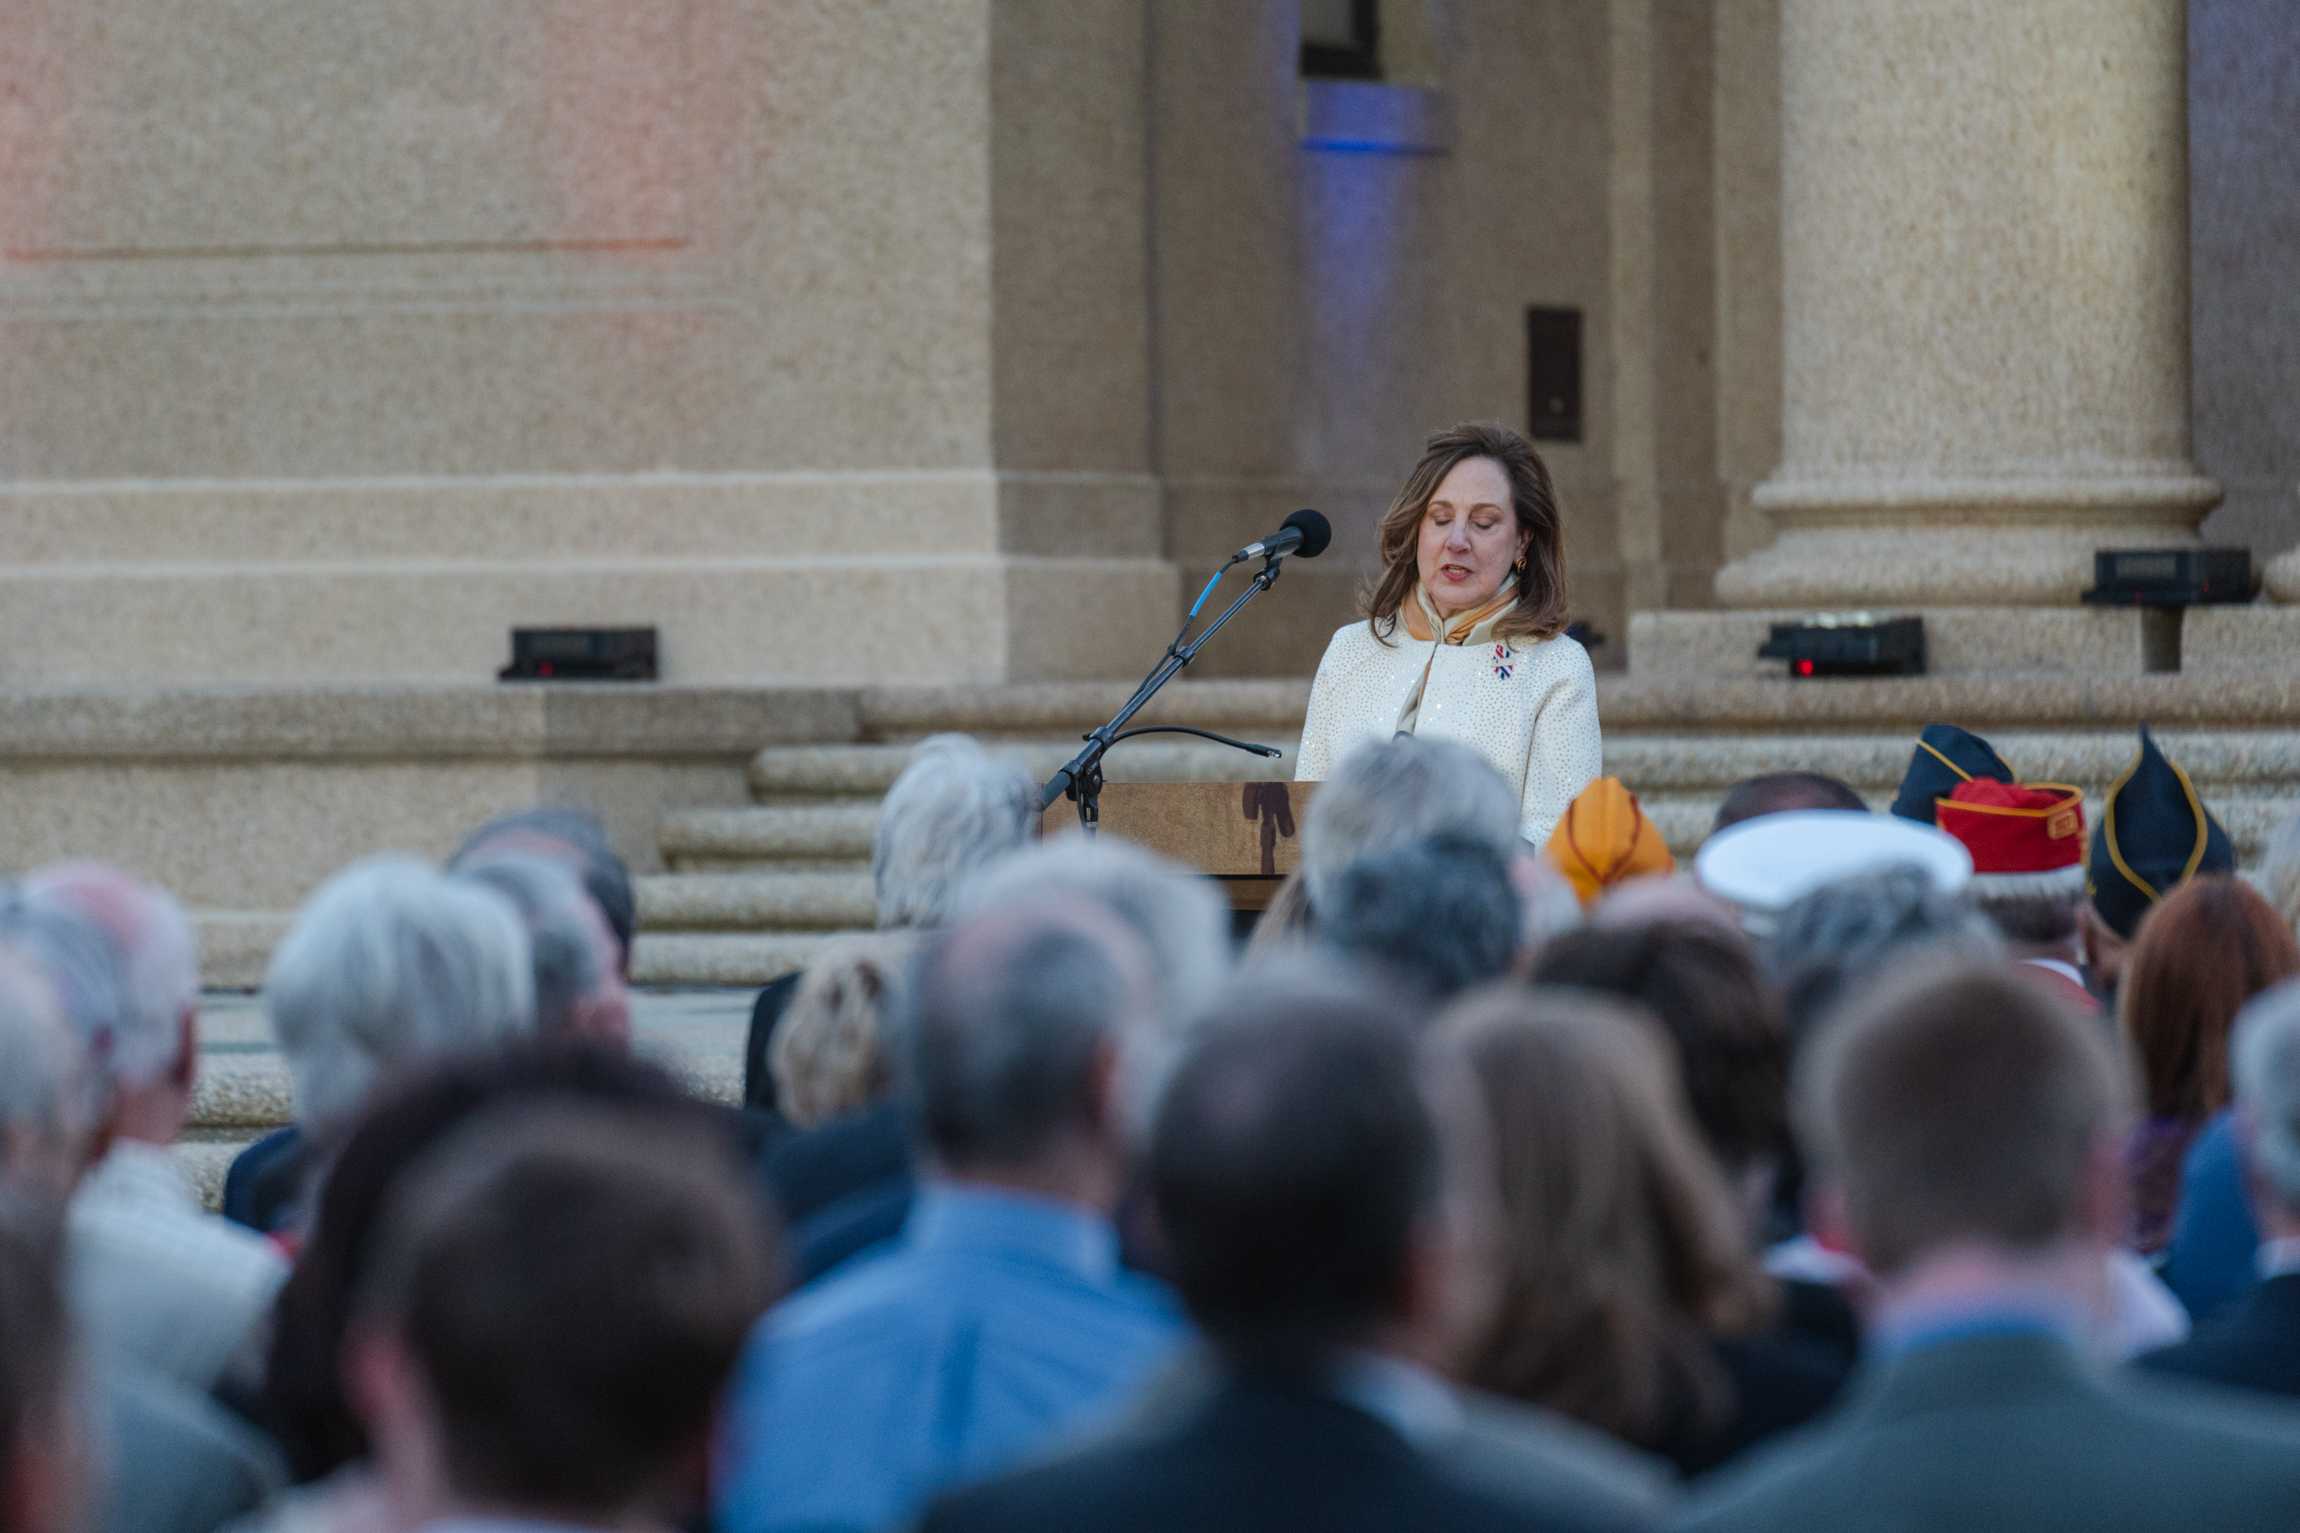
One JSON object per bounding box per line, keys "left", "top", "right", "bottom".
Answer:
{"left": 770, "top": 933, "right": 919, "bottom": 1129}
{"left": 1440, "top": 987, "right": 1770, "bottom": 1448}
{"left": 1365, "top": 421, "right": 1570, "bottom": 647}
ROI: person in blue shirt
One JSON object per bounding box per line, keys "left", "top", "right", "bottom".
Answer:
{"left": 714, "top": 895, "right": 1185, "bottom": 1533}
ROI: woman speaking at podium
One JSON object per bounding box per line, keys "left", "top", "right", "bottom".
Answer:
{"left": 1296, "top": 421, "right": 1601, "bottom": 845}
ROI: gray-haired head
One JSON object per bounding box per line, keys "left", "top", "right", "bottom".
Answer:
{"left": 909, "top": 897, "right": 1155, "bottom": 1172}
{"left": 455, "top": 855, "right": 621, "bottom": 1040}
{"left": 265, "top": 856, "right": 536, "bottom": 1133}
{"left": 872, "top": 735, "right": 1038, "bottom": 931}
{"left": 1317, "top": 835, "right": 1522, "bottom": 1004}
{"left": 957, "top": 835, "right": 1230, "bottom": 1038}
{"left": 451, "top": 807, "right": 634, "bottom": 977}
{"left": 2234, "top": 980, "right": 2300, "bottom": 1216}
{"left": 1765, "top": 863, "right": 2002, "bottom": 1050}
{"left": 0, "top": 950, "right": 95, "bottom": 1193}
{"left": 19, "top": 863, "right": 197, "bottom": 1094}
{"left": 1303, "top": 738, "right": 1520, "bottom": 920}
{"left": 0, "top": 890, "right": 127, "bottom": 1095}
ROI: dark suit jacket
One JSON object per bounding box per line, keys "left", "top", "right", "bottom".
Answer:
{"left": 2138, "top": 1270, "right": 2300, "bottom": 1400}
{"left": 220, "top": 1124, "right": 309, "bottom": 1235}
{"left": 756, "top": 1100, "right": 916, "bottom": 1285}
{"left": 1672, "top": 1330, "right": 2300, "bottom": 1532}
{"left": 923, "top": 1373, "right": 1662, "bottom": 1533}
{"left": 99, "top": 1367, "right": 283, "bottom": 1533}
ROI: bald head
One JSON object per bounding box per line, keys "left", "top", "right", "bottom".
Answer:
{"left": 910, "top": 899, "right": 1153, "bottom": 1177}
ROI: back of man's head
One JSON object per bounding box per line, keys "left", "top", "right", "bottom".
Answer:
{"left": 1766, "top": 864, "right": 2001, "bottom": 1048}
{"left": 455, "top": 855, "right": 628, "bottom": 1043}
{"left": 0, "top": 954, "right": 92, "bottom": 1198}
{"left": 0, "top": 1196, "right": 79, "bottom": 1533}
{"left": 871, "top": 735, "right": 1038, "bottom": 931}
{"left": 2233, "top": 981, "right": 2300, "bottom": 1229}
{"left": 451, "top": 807, "right": 635, "bottom": 978}
{"left": 266, "top": 856, "right": 535, "bottom": 1132}
{"left": 19, "top": 864, "right": 197, "bottom": 1100}
{"left": 909, "top": 899, "right": 1153, "bottom": 1176}
{"left": 1796, "top": 961, "right": 2125, "bottom": 1277}
{"left": 957, "top": 835, "right": 1231, "bottom": 1040}
{"left": 1303, "top": 738, "right": 1520, "bottom": 918}
{"left": 351, "top": 1104, "right": 775, "bottom": 1524}
{"left": 1317, "top": 835, "right": 1522, "bottom": 1002}
{"left": 1150, "top": 965, "right": 1448, "bottom": 1359}
{"left": 1709, "top": 772, "right": 1867, "bottom": 837}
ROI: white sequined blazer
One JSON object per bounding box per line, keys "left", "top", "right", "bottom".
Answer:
{"left": 1294, "top": 619, "right": 1603, "bottom": 845}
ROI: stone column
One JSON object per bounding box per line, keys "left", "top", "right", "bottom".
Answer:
{"left": 1714, "top": 0, "right": 2218, "bottom": 609}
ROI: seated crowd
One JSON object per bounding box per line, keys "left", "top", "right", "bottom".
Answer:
{"left": 8, "top": 723, "right": 2300, "bottom": 1531}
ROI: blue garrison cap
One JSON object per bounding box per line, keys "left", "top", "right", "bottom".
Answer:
{"left": 2087, "top": 725, "right": 2234, "bottom": 941}
{"left": 1890, "top": 723, "right": 2014, "bottom": 825}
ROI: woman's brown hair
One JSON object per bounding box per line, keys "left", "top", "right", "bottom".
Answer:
{"left": 1366, "top": 421, "right": 1570, "bottom": 646}
{"left": 1441, "top": 988, "right": 1771, "bottom": 1451}
{"left": 2120, "top": 875, "right": 2300, "bottom": 1122}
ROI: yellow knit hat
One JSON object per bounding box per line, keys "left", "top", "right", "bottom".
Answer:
{"left": 1546, "top": 777, "right": 1675, "bottom": 907}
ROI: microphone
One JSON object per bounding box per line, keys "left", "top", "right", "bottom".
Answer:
{"left": 1230, "top": 508, "right": 1332, "bottom": 564}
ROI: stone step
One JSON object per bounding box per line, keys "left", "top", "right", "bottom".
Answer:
{"left": 629, "top": 932, "right": 865, "bottom": 987}
{"left": 658, "top": 804, "right": 882, "bottom": 864}
{"left": 853, "top": 680, "right": 1309, "bottom": 738}
{"left": 1604, "top": 729, "right": 2300, "bottom": 794}
{"left": 637, "top": 871, "right": 876, "bottom": 931}
{"left": 748, "top": 737, "right": 1303, "bottom": 799}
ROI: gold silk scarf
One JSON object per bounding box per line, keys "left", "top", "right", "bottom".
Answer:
{"left": 1402, "top": 573, "right": 1519, "bottom": 645}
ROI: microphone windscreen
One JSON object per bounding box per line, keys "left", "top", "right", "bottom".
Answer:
{"left": 1283, "top": 508, "right": 1333, "bottom": 559}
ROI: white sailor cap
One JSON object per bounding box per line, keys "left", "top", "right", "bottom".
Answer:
{"left": 1694, "top": 809, "right": 1973, "bottom": 935}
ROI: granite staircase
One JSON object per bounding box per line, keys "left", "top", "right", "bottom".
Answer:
{"left": 627, "top": 674, "right": 2300, "bottom": 986}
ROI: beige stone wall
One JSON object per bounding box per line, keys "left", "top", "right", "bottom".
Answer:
{"left": 0, "top": 0, "right": 1175, "bottom": 684}
{"left": 2190, "top": 0, "right": 2300, "bottom": 563}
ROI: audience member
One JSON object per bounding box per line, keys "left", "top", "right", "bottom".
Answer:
{"left": 1590, "top": 876, "right": 1741, "bottom": 939}
{"left": 259, "top": 1041, "right": 727, "bottom": 1496}
{"left": 1317, "top": 835, "right": 1522, "bottom": 1002}
{"left": 1759, "top": 867, "right": 2184, "bottom": 1355}
{"left": 453, "top": 853, "right": 631, "bottom": 1043}
{"left": 1242, "top": 869, "right": 1315, "bottom": 956}
{"left": 0, "top": 940, "right": 283, "bottom": 1533}
{"left": 2161, "top": 1108, "right": 2259, "bottom": 1325}
{"left": 1706, "top": 772, "right": 1864, "bottom": 838}
{"left": 768, "top": 932, "right": 917, "bottom": 1131}
{"left": 225, "top": 856, "right": 535, "bottom": 1235}
{"left": 0, "top": 1198, "right": 88, "bottom": 1533}
{"left": 448, "top": 805, "right": 636, "bottom": 976}
{"left": 2083, "top": 726, "right": 2236, "bottom": 1001}
{"left": 1695, "top": 813, "right": 1973, "bottom": 940}
{"left": 1445, "top": 989, "right": 1842, "bottom": 1477}
{"left": 1885, "top": 722, "right": 2012, "bottom": 825}
{"left": 0, "top": 948, "right": 95, "bottom": 1199}
{"left": 344, "top": 1104, "right": 774, "bottom": 1531}
{"left": 1930, "top": 778, "right": 2095, "bottom": 1010}
{"left": 717, "top": 898, "right": 1184, "bottom": 1533}
{"left": 1546, "top": 778, "right": 1674, "bottom": 907}
{"left": 1301, "top": 736, "right": 1522, "bottom": 919}
{"left": 1674, "top": 963, "right": 2300, "bottom": 1533}
{"left": 10, "top": 866, "right": 289, "bottom": 1395}
{"left": 744, "top": 735, "right": 1036, "bottom": 1114}
{"left": 924, "top": 966, "right": 1668, "bottom": 1533}
{"left": 752, "top": 933, "right": 921, "bottom": 1283}
{"left": 2142, "top": 980, "right": 2300, "bottom": 1398}
{"left": 2118, "top": 875, "right": 2300, "bottom": 1255}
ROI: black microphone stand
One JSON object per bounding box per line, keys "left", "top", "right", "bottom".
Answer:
{"left": 1039, "top": 552, "right": 1291, "bottom": 830}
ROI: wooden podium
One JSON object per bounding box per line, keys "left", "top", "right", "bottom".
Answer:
{"left": 1039, "top": 781, "right": 1319, "bottom": 912}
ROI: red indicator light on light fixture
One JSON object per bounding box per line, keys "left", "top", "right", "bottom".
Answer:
{"left": 1796, "top": 660, "right": 1815, "bottom": 677}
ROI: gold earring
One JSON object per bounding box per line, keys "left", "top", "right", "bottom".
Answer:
{"left": 1515, "top": 555, "right": 1528, "bottom": 572}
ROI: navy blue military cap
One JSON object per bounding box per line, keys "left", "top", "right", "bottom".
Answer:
{"left": 1890, "top": 723, "right": 2014, "bottom": 824}
{"left": 2088, "top": 726, "right": 2234, "bottom": 940}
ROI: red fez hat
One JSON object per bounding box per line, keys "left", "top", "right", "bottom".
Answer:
{"left": 1935, "top": 778, "right": 2087, "bottom": 896}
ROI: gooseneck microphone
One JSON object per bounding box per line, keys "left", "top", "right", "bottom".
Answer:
{"left": 1229, "top": 508, "right": 1331, "bottom": 564}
